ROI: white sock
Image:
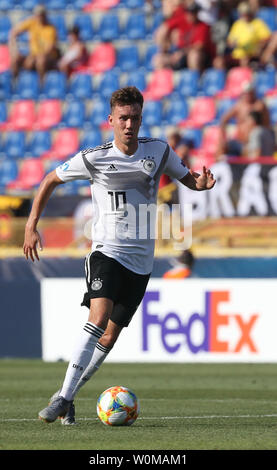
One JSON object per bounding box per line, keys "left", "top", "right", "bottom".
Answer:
{"left": 60, "top": 322, "right": 104, "bottom": 401}
{"left": 71, "top": 342, "right": 111, "bottom": 398}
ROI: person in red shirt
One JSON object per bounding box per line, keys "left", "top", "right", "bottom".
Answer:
{"left": 153, "top": 2, "right": 215, "bottom": 71}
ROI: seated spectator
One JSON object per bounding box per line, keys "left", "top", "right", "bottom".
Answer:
{"left": 242, "top": 110, "right": 275, "bottom": 159}
{"left": 9, "top": 5, "right": 60, "bottom": 82}
{"left": 153, "top": 2, "right": 215, "bottom": 71}
{"left": 216, "top": 82, "right": 271, "bottom": 157}
{"left": 226, "top": 2, "right": 271, "bottom": 67}
{"left": 154, "top": 0, "right": 187, "bottom": 55}
{"left": 160, "top": 127, "right": 194, "bottom": 188}
{"left": 58, "top": 26, "right": 89, "bottom": 77}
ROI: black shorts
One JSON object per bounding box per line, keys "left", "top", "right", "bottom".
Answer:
{"left": 81, "top": 251, "right": 151, "bottom": 327}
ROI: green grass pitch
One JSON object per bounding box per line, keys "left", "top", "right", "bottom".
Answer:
{"left": 1, "top": 360, "right": 277, "bottom": 450}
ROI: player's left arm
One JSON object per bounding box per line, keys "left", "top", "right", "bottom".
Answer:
{"left": 179, "top": 166, "right": 216, "bottom": 191}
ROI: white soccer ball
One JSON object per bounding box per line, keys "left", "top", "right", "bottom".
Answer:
{"left": 97, "top": 386, "right": 140, "bottom": 426}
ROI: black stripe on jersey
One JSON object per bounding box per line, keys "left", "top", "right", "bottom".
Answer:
{"left": 82, "top": 141, "right": 113, "bottom": 156}
{"left": 83, "top": 322, "right": 104, "bottom": 338}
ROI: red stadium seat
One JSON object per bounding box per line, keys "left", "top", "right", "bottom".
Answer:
{"left": 2, "top": 100, "right": 36, "bottom": 131}
{"left": 34, "top": 99, "right": 62, "bottom": 130}
{"left": 216, "top": 67, "right": 253, "bottom": 99}
{"left": 7, "top": 158, "right": 45, "bottom": 191}
{"left": 41, "top": 128, "right": 79, "bottom": 161}
{"left": 198, "top": 125, "right": 222, "bottom": 155}
{"left": 78, "top": 43, "right": 116, "bottom": 74}
{"left": 83, "top": 0, "right": 120, "bottom": 11}
{"left": 178, "top": 97, "right": 216, "bottom": 128}
{"left": 143, "top": 69, "right": 174, "bottom": 101}
{"left": 188, "top": 125, "right": 222, "bottom": 168}
{"left": 0, "top": 45, "right": 11, "bottom": 73}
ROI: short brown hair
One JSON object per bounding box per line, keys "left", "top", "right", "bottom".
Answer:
{"left": 110, "top": 86, "right": 144, "bottom": 111}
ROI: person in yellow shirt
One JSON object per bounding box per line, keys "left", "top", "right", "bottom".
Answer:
{"left": 227, "top": 2, "right": 271, "bottom": 66}
{"left": 9, "top": 5, "right": 60, "bottom": 82}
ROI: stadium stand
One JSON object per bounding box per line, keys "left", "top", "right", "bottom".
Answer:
{"left": 0, "top": 0, "right": 276, "bottom": 195}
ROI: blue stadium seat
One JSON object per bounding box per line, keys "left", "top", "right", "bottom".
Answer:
{"left": 162, "top": 97, "right": 188, "bottom": 125}
{"left": 124, "top": 13, "right": 147, "bottom": 40}
{"left": 257, "top": 7, "right": 277, "bottom": 31}
{"left": 98, "top": 14, "right": 120, "bottom": 42}
{"left": 116, "top": 46, "right": 140, "bottom": 72}
{"left": 73, "top": 14, "right": 94, "bottom": 41}
{"left": 88, "top": 99, "right": 110, "bottom": 127}
{"left": 0, "top": 17, "right": 11, "bottom": 43}
{"left": 0, "top": 158, "right": 18, "bottom": 191}
{"left": 0, "top": 71, "right": 12, "bottom": 100}
{"left": 142, "top": 101, "right": 162, "bottom": 127}
{"left": 138, "top": 124, "right": 150, "bottom": 138}
{"left": 42, "top": 0, "right": 67, "bottom": 9}
{"left": 0, "top": 0, "right": 15, "bottom": 11}
{"left": 41, "top": 71, "right": 67, "bottom": 99}
{"left": 80, "top": 128, "right": 102, "bottom": 150}
{"left": 62, "top": 100, "right": 86, "bottom": 128}
{"left": 68, "top": 73, "right": 93, "bottom": 99}
{"left": 20, "top": 0, "right": 40, "bottom": 10}
{"left": 122, "top": 0, "right": 144, "bottom": 7}
{"left": 177, "top": 70, "right": 200, "bottom": 97}
{"left": 255, "top": 67, "right": 276, "bottom": 98}
{"left": 181, "top": 128, "right": 202, "bottom": 149}
{"left": 28, "top": 131, "right": 52, "bottom": 157}
{"left": 73, "top": 0, "right": 88, "bottom": 8}
{"left": 14, "top": 70, "right": 40, "bottom": 100}
{"left": 49, "top": 14, "right": 67, "bottom": 41}
{"left": 97, "top": 71, "right": 120, "bottom": 98}
{"left": 143, "top": 44, "right": 158, "bottom": 71}
{"left": 0, "top": 102, "right": 7, "bottom": 125}
{"left": 126, "top": 69, "right": 146, "bottom": 91}
{"left": 268, "top": 98, "right": 277, "bottom": 124}
{"left": 3, "top": 132, "right": 26, "bottom": 159}
{"left": 150, "top": 12, "right": 164, "bottom": 34}
{"left": 215, "top": 98, "right": 236, "bottom": 123}
{"left": 200, "top": 68, "right": 226, "bottom": 97}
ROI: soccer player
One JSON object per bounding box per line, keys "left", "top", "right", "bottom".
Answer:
{"left": 23, "top": 87, "right": 216, "bottom": 424}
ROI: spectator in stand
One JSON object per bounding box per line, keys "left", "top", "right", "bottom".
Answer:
{"left": 153, "top": 2, "right": 215, "bottom": 71}
{"left": 225, "top": 2, "right": 271, "bottom": 67}
{"left": 58, "top": 26, "right": 89, "bottom": 77}
{"left": 216, "top": 82, "right": 271, "bottom": 157}
{"left": 9, "top": 5, "right": 60, "bottom": 82}
{"left": 154, "top": 0, "right": 187, "bottom": 55}
{"left": 242, "top": 110, "right": 275, "bottom": 159}
{"left": 159, "top": 128, "right": 194, "bottom": 188}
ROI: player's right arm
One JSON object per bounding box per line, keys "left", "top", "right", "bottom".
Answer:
{"left": 23, "top": 170, "right": 64, "bottom": 262}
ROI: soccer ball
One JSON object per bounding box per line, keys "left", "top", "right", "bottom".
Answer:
{"left": 97, "top": 386, "right": 139, "bottom": 426}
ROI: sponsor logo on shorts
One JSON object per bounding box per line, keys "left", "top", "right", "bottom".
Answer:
{"left": 91, "top": 278, "right": 103, "bottom": 290}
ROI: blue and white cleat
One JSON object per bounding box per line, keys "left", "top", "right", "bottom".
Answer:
{"left": 39, "top": 396, "right": 70, "bottom": 423}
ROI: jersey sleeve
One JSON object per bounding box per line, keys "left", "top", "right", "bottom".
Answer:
{"left": 163, "top": 146, "right": 189, "bottom": 180}
{"left": 55, "top": 151, "right": 91, "bottom": 182}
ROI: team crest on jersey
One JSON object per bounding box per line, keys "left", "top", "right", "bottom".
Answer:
{"left": 91, "top": 278, "right": 103, "bottom": 290}
{"left": 142, "top": 156, "right": 156, "bottom": 173}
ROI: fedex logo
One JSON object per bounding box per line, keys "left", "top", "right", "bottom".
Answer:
{"left": 142, "top": 290, "right": 259, "bottom": 354}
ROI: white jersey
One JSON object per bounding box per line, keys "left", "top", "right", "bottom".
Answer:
{"left": 56, "top": 138, "right": 189, "bottom": 274}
